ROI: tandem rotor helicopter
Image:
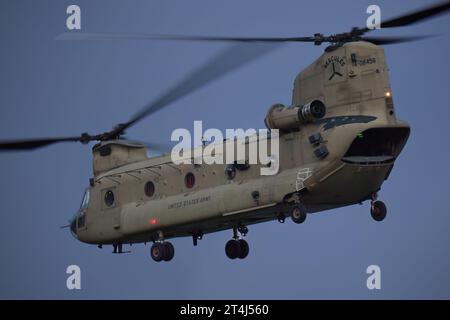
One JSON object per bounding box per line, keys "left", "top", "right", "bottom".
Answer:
{"left": 1, "top": 2, "right": 449, "bottom": 262}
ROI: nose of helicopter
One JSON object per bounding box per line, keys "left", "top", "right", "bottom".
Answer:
{"left": 69, "top": 215, "right": 78, "bottom": 239}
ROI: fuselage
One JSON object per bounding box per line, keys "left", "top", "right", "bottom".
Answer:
{"left": 71, "top": 41, "right": 410, "bottom": 246}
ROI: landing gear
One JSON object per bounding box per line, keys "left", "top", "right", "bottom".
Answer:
{"left": 113, "top": 243, "right": 122, "bottom": 254}
{"left": 237, "top": 225, "right": 248, "bottom": 236}
{"left": 225, "top": 239, "right": 241, "bottom": 259}
{"left": 150, "top": 243, "right": 164, "bottom": 262}
{"left": 192, "top": 230, "right": 203, "bottom": 246}
{"left": 163, "top": 242, "right": 175, "bottom": 261}
{"left": 370, "top": 193, "right": 387, "bottom": 222}
{"left": 225, "top": 225, "right": 250, "bottom": 260}
{"left": 238, "top": 239, "right": 249, "bottom": 259}
{"left": 150, "top": 241, "right": 175, "bottom": 262}
{"left": 112, "top": 243, "right": 130, "bottom": 254}
{"left": 290, "top": 203, "right": 307, "bottom": 224}
{"left": 371, "top": 200, "right": 387, "bottom": 221}
{"left": 277, "top": 213, "right": 285, "bottom": 223}
{"left": 225, "top": 239, "right": 249, "bottom": 259}
{"left": 150, "top": 230, "right": 175, "bottom": 262}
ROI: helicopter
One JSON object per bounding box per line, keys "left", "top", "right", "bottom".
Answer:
{"left": 1, "top": 2, "right": 449, "bottom": 262}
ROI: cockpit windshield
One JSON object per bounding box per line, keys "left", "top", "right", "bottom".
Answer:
{"left": 80, "top": 188, "right": 90, "bottom": 209}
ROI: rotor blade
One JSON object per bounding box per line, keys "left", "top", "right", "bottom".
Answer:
{"left": 380, "top": 1, "right": 450, "bottom": 28}
{"left": 362, "top": 35, "right": 434, "bottom": 45}
{"left": 57, "top": 32, "right": 315, "bottom": 43}
{"left": 107, "top": 42, "right": 282, "bottom": 138}
{"left": 0, "top": 136, "right": 84, "bottom": 151}
{"left": 346, "top": 1, "right": 450, "bottom": 40}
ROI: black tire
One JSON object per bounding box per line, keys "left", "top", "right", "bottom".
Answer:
{"left": 238, "top": 239, "right": 249, "bottom": 259}
{"left": 225, "top": 239, "right": 241, "bottom": 259}
{"left": 371, "top": 201, "right": 387, "bottom": 221}
{"left": 150, "top": 243, "right": 164, "bottom": 262}
{"left": 290, "top": 204, "right": 307, "bottom": 224}
{"left": 163, "top": 242, "right": 175, "bottom": 261}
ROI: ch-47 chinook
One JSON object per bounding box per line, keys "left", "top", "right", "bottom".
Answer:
{"left": 1, "top": 2, "right": 449, "bottom": 262}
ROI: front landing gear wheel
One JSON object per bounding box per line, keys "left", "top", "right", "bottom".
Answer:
{"left": 225, "top": 239, "right": 241, "bottom": 259}
{"left": 150, "top": 242, "right": 175, "bottom": 262}
{"left": 290, "top": 204, "right": 307, "bottom": 224}
{"left": 150, "top": 243, "right": 164, "bottom": 262}
{"left": 371, "top": 201, "right": 387, "bottom": 222}
{"left": 163, "top": 242, "right": 175, "bottom": 261}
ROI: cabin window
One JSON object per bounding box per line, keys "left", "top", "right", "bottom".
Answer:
{"left": 225, "top": 165, "right": 236, "bottom": 180}
{"left": 104, "top": 190, "right": 115, "bottom": 207}
{"left": 185, "top": 172, "right": 195, "bottom": 189}
{"left": 145, "top": 181, "right": 155, "bottom": 197}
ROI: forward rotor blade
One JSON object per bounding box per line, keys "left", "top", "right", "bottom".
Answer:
{"left": 57, "top": 32, "right": 315, "bottom": 43}
{"left": 380, "top": 1, "right": 450, "bottom": 29}
{"left": 362, "top": 35, "right": 434, "bottom": 45}
{"left": 107, "top": 43, "right": 282, "bottom": 138}
{"left": 0, "top": 136, "right": 85, "bottom": 151}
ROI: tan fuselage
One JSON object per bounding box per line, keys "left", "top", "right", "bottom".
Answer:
{"left": 72, "top": 41, "right": 410, "bottom": 245}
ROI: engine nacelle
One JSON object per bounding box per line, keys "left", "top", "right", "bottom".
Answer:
{"left": 264, "top": 100, "right": 326, "bottom": 131}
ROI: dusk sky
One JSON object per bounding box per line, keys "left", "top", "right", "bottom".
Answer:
{"left": 0, "top": 0, "right": 449, "bottom": 299}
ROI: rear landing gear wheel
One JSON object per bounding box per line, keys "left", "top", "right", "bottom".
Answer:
{"left": 290, "top": 204, "right": 307, "bottom": 224}
{"left": 371, "top": 201, "right": 387, "bottom": 222}
{"left": 150, "top": 243, "right": 164, "bottom": 262}
{"left": 238, "top": 239, "right": 249, "bottom": 259}
{"left": 225, "top": 226, "right": 250, "bottom": 260}
{"left": 225, "top": 239, "right": 241, "bottom": 259}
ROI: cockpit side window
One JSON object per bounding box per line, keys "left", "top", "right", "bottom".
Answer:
{"left": 77, "top": 213, "right": 86, "bottom": 229}
{"left": 80, "top": 188, "right": 90, "bottom": 209}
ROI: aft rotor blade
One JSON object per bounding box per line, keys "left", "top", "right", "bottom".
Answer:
{"left": 380, "top": 1, "right": 450, "bottom": 29}
{"left": 58, "top": 32, "right": 315, "bottom": 43}
{"left": 355, "top": 1, "right": 450, "bottom": 36}
{"left": 0, "top": 136, "right": 88, "bottom": 151}
{"left": 362, "top": 35, "right": 434, "bottom": 45}
{"left": 106, "top": 43, "right": 282, "bottom": 138}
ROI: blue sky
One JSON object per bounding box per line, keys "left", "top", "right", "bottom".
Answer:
{"left": 0, "top": 0, "right": 449, "bottom": 299}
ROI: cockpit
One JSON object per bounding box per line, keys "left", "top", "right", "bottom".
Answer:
{"left": 70, "top": 188, "right": 90, "bottom": 238}
{"left": 80, "top": 188, "right": 90, "bottom": 210}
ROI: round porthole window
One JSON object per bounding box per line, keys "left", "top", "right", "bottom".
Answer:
{"left": 104, "top": 190, "right": 115, "bottom": 207}
{"left": 185, "top": 172, "right": 195, "bottom": 189}
{"left": 145, "top": 181, "right": 155, "bottom": 197}
{"left": 225, "top": 165, "right": 236, "bottom": 180}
